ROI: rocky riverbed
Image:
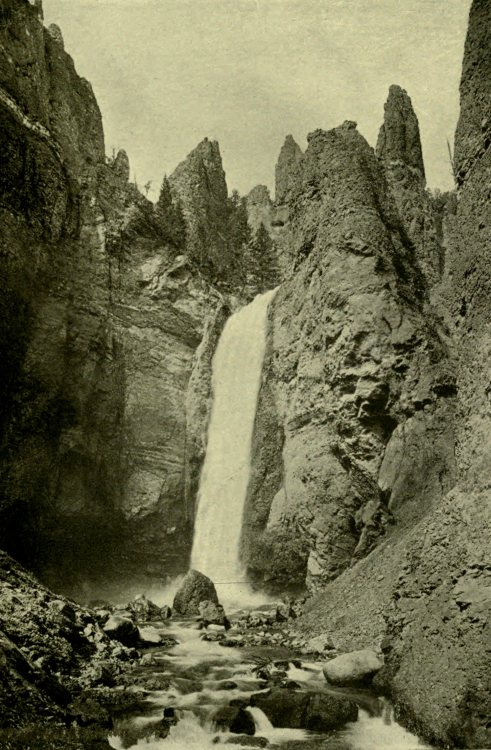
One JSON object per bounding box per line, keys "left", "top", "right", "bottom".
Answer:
{"left": 0, "top": 560, "right": 430, "bottom": 750}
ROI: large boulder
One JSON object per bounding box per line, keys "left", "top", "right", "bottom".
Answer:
{"left": 249, "top": 688, "right": 358, "bottom": 730}
{"left": 322, "top": 650, "right": 382, "bottom": 687}
{"left": 103, "top": 616, "right": 140, "bottom": 647}
{"left": 304, "top": 692, "right": 358, "bottom": 731}
{"left": 172, "top": 570, "right": 219, "bottom": 616}
{"left": 211, "top": 706, "right": 256, "bottom": 735}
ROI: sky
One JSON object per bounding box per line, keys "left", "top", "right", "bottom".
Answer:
{"left": 42, "top": 0, "right": 472, "bottom": 201}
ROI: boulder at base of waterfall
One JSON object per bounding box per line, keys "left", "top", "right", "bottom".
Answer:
{"left": 249, "top": 689, "right": 358, "bottom": 730}
{"left": 276, "top": 601, "right": 296, "bottom": 621}
{"left": 211, "top": 706, "right": 256, "bottom": 735}
{"left": 322, "top": 650, "right": 383, "bottom": 687}
{"left": 173, "top": 569, "right": 219, "bottom": 615}
{"left": 199, "top": 600, "right": 231, "bottom": 629}
{"left": 103, "top": 615, "right": 140, "bottom": 647}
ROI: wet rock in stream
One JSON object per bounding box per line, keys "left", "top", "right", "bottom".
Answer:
{"left": 103, "top": 616, "right": 140, "bottom": 647}
{"left": 212, "top": 705, "right": 257, "bottom": 735}
{"left": 250, "top": 688, "right": 359, "bottom": 731}
{"left": 199, "top": 600, "right": 231, "bottom": 629}
{"left": 323, "top": 650, "right": 383, "bottom": 687}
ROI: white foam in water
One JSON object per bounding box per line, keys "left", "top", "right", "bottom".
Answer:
{"left": 248, "top": 706, "right": 311, "bottom": 744}
{"left": 109, "top": 711, "right": 259, "bottom": 750}
{"left": 191, "top": 289, "right": 278, "bottom": 604}
{"left": 342, "top": 704, "right": 432, "bottom": 750}
{"left": 286, "top": 661, "right": 324, "bottom": 685}
{"left": 162, "top": 623, "right": 244, "bottom": 667}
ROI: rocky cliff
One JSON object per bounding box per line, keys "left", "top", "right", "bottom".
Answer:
{"left": 0, "top": 0, "right": 227, "bottom": 595}
{"left": 241, "top": 119, "right": 456, "bottom": 593}
{"left": 272, "top": 2, "right": 491, "bottom": 744}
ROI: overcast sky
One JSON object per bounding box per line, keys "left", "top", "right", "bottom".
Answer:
{"left": 43, "top": 0, "right": 471, "bottom": 200}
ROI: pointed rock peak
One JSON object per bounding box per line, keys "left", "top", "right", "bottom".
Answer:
{"left": 275, "top": 135, "right": 303, "bottom": 203}
{"left": 187, "top": 137, "right": 222, "bottom": 163}
{"left": 48, "top": 24, "right": 64, "bottom": 47}
{"left": 376, "top": 85, "right": 425, "bottom": 180}
{"left": 171, "top": 138, "right": 226, "bottom": 191}
{"left": 247, "top": 185, "right": 273, "bottom": 233}
{"left": 247, "top": 185, "right": 272, "bottom": 206}
{"left": 339, "top": 120, "right": 358, "bottom": 131}
{"left": 280, "top": 134, "right": 303, "bottom": 158}
{"left": 111, "top": 149, "right": 130, "bottom": 185}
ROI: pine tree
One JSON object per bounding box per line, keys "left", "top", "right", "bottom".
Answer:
{"left": 247, "top": 222, "right": 280, "bottom": 292}
{"left": 155, "top": 176, "right": 187, "bottom": 251}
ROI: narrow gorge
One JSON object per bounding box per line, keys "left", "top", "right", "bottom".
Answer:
{"left": 0, "top": 0, "right": 491, "bottom": 748}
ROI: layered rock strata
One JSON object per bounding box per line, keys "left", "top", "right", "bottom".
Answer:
{"left": 0, "top": 0, "right": 220, "bottom": 592}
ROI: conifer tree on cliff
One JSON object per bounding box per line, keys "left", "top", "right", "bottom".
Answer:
{"left": 155, "top": 176, "right": 187, "bottom": 251}
{"left": 224, "top": 190, "right": 250, "bottom": 288}
{"left": 247, "top": 222, "right": 280, "bottom": 292}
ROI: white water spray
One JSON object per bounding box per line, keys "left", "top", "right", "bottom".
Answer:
{"left": 190, "top": 289, "right": 278, "bottom": 589}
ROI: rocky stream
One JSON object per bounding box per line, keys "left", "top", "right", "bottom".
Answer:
{"left": 85, "top": 585, "right": 431, "bottom": 750}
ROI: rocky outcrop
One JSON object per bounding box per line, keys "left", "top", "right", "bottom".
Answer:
{"left": 242, "top": 122, "right": 457, "bottom": 591}
{"left": 371, "top": 3, "right": 491, "bottom": 744}
{"left": 246, "top": 185, "right": 273, "bottom": 233}
{"left": 169, "top": 138, "right": 230, "bottom": 281}
{"left": 291, "top": 5, "right": 491, "bottom": 740}
{"left": 275, "top": 135, "right": 303, "bottom": 204}
{"left": 271, "top": 135, "right": 304, "bottom": 275}
{"left": 0, "top": 549, "right": 138, "bottom": 730}
{"left": 376, "top": 85, "right": 425, "bottom": 177}
{"left": 376, "top": 85, "right": 444, "bottom": 287}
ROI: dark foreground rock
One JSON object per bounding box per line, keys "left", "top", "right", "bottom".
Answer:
{"left": 0, "top": 550, "right": 141, "bottom": 732}
{"left": 212, "top": 706, "right": 256, "bottom": 735}
{"left": 103, "top": 616, "right": 140, "bottom": 647}
{"left": 249, "top": 688, "right": 358, "bottom": 730}
{"left": 173, "top": 569, "right": 219, "bottom": 615}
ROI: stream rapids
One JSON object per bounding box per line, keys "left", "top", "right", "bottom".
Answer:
{"left": 106, "top": 610, "right": 431, "bottom": 750}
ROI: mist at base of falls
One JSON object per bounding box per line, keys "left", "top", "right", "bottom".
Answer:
{"left": 190, "top": 289, "right": 278, "bottom": 595}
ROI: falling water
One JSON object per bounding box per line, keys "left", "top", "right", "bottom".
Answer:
{"left": 190, "top": 288, "right": 278, "bottom": 587}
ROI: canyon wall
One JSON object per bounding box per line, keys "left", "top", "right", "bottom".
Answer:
{"left": 277, "top": 3, "right": 491, "bottom": 745}
{"left": 0, "top": 0, "right": 232, "bottom": 594}
{"left": 242, "top": 116, "right": 457, "bottom": 592}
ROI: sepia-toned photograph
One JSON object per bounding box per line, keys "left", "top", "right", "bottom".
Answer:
{"left": 1, "top": 0, "right": 489, "bottom": 748}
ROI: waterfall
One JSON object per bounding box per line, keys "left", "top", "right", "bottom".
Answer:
{"left": 190, "top": 288, "right": 277, "bottom": 586}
